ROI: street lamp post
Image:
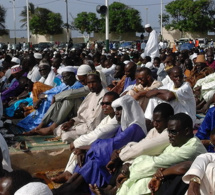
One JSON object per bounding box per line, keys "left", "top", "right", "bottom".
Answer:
{"left": 12, "top": 0, "right": 16, "bottom": 47}
{"left": 65, "top": 0, "right": 70, "bottom": 43}
{"left": 145, "top": 8, "right": 148, "bottom": 24}
{"left": 161, "top": 0, "right": 163, "bottom": 41}
{"left": 105, "top": 0, "right": 109, "bottom": 52}
{"left": 26, "top": 0, "right": 30, "bottom": 46}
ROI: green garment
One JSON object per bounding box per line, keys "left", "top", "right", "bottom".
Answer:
{"left": 117, "top": 137, "right": 207, "bottom": 195}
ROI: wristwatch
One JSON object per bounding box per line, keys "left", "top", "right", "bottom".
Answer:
{"left": 190, "top": 176, "right": 201, "bottom": 185}
{"left": 44, "top": 94, "right": 48, "bottom": 99}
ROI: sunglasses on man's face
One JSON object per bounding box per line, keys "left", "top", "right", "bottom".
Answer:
{"left": 167, "top": 129, "right": 180, "bottom": 136}
{"left": 100, "top": 102, "right": 112, "bottom": 106}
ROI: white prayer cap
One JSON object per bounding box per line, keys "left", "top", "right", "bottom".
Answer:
{"left": 77, "top": 64, "right": 92, "bottom": 76}
{"left": 53, "top": 51, "right": 58, "bottom": 55}
{"left": 57, "top": 66, "right": 76, "bottom": 74}
{"left": 141, "top": 53, "right": 146, "bottom": 59}
{"left": 123, "top": 60, "right": 130, "bottom": 65}
{"left": 34, "top": 52, "right": 42, "bottom": 59}
{"left": 145, "top": 24, "right": 151, "bottom": 28}
{"left": 14, "top": 182, "right": 53, "bottom": 195}
{"left": 11, "top": 57, "right": 20, "bottom": 64}
{"left": 191, "top": 53, "right": 198, "bottom": 60}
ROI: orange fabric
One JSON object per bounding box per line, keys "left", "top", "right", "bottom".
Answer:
{"left": 110, "top": 75, "right": 126, "bottom": 94}
{"left": 184, "top": 69, "right": 191, "bottom": 78}
{"left": 172, "top": 44, "right": 177, "bottom": 53}
{"left": 186, "top": 67, "right": 214, "bottom": 88}
{"left": 32, "top": 82, "right": 53, "bottom": 103}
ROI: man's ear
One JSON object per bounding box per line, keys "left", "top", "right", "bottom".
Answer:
{"left": 185, "top": 127, "right": 191, "bottom": 135}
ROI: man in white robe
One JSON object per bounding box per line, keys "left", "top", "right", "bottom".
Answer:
{"left": 51, "top": 91, "right": 120, "bottom": 183}
{"left": 145, "top": 66, "right": 196, "bottom": 125}
{"left": 183, "top": 153, "right": 215, "bottom": 195}
{"left": 142, "top": 24, "right": 159, "bottom": 61}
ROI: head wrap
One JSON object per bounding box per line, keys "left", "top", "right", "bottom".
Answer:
{"left": 11, "top": 65, "right": 22, "bottom": 74}
{"left": 57, "top": 66, "right": 76, "bottom": 75}
{"left": 190, "top": 53, "right": 197, "bottom": 61}
{"left": 11, "top": 57, "right": 20, "bottom": 64}
{"left": 111, "top": 95, "right": 147, "bottom": 134}
{"left": 14, "top": 182, "right": 53, "bottom": 195}
{"left": 145, "top": 24, "right": 151, "bottom": 28}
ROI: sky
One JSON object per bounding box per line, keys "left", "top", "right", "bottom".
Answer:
{"left": 1, "top": 0, "right": 173, "bottom": 38}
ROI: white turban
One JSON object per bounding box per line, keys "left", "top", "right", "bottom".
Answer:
{"left": 14, "top": 182, "right": 53, "bottom": 195}
{"left": 111, "top": 95, "right": 147, "bottom": 134}
{"left": 57, "top": 66, "right": 76, "bottom": 75}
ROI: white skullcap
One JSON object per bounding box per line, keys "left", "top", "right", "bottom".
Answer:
{"left": 11, "top": 57, "right": 20, "bottom": 64}
{"left": 141, "top": 53, "right": 146, "bottom": 59}
{"left": 34, "top": 53, "right": 42, "bottom": 59}
{"left": 14, "top": 182, "right": 53, "bottom": 195}
{"left": 76, "top": 64, "right": 92, "bottom": 80}
{"left": 53, "top": 51, "right": 58, "bottom": 55}
{"left": 191, "top": 53, "right": 198, "bottom": 60}
{"left": 145, "top": 24, "right": 151, "bottom": 28}
{"left": 77, "top": 64, "right": 92, "bottom": 76}
{"left": 57, "top": 66, "right": 76, "bottom": 75}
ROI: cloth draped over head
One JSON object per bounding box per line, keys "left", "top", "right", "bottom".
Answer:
{"left": 111, "top": 95, "right": 147, "bottom": 134}
{"left": 11, "top": 65, "right": 22, "bottom": 74}
{"left": 57, "top": 66, "right": 76, "bottom": 75}
{"left": 14, "top": 182, "right": 53, "bottom": 195}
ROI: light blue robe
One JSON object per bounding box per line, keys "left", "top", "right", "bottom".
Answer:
{"left": 17, "top": 81, "right": 83, "bottom": 131}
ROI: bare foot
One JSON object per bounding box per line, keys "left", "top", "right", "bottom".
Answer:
{"left": 89, "top": 184, "right": 102, "bottom": 195}
{"left": 51, "top": 171, "right": 72, "bottom": 183}
{"left": 23, "top": 128, "right": 39, "bottom": 136}
{"left": 36, "top": 123, "right": 58, "bottom": 135}
{"left": 36, "top": 126, "right": 54, "bottom": 135}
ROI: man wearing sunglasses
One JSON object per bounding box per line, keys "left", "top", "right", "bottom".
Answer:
{"left": 51, "top": 91, "right": 120, "bottom": 183}
{"left": 117, "top": 113, "right": 206, "bottom": 195}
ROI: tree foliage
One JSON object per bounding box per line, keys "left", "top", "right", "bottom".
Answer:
{"left": 73, "top": 2, "right": 144, "bottom": 35}
{"left": 20, "top": 4, "right": 63, "bottom": 35}
{"left": 105, "top": 2, "right": 144, "bottom": 33}
{"left": 74, "top": 12, "right": 100, "bottom": 34}
{"left": 165, "top": 0, "right": 215, "bottom": 33}
{"left": 29, "top": 7, "right": 63, "bottom": 35}
{"left": 0, "top": 5, "right": 7, "bottom": 36}
{"left": 19, "top": 2, "right": 35, "bottom": 28}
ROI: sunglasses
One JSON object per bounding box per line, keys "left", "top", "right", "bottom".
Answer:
{"left": 167, "top": 129, "right": 180, "bottom": 136}
{"left": 39, "top": 68, "right": 48, "bottom": 72}
{"left": 101, "top": 102, "right": 112, "bottom": 106}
